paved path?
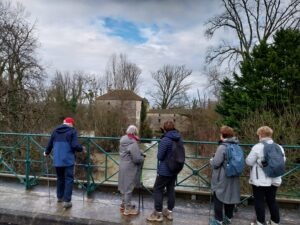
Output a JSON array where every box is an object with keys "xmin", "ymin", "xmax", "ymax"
[{"xmin": 0, "ymin": 180, "xmax": 298, "ymax": 225}]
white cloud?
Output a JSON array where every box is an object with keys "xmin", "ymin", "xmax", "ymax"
[{"xmin": 12, "ymin": 0, "xmax": 223, "ymax": 101}]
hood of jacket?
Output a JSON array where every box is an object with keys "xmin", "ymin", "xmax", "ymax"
[
  {"xmin": 120, "ymin": 135, "xmax": 136, "ymax": 148},
  {"xmin": 54, "ymin": 124, "xmax": 74, "ymax": 134},
  {"xmin": 163, "ymin": 129, "xmax": 181, "ymax": 141},
  {"xmin": 222, "ymin": 136, "xmax": 239, "ymax": 144}
]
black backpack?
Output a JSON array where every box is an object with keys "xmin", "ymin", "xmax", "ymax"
[
  {"xmin": 166, "ymin": 139, "xmax": 185, "ymax": 174},
  {"xmin": 261, "ymin": 141, "xmax": 285, "ymax": 178}
]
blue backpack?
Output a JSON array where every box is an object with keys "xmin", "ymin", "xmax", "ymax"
[
  {"xmin": 224, "ymin": 143, "xmax": 245, "ymax": 177},
  {"xmin": 261, "ymin": 141, "xmax": 285, "ymax": 178}
]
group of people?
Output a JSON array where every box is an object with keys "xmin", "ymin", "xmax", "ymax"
[
  {"xmin": 210, "ymin": 125, "xmax": 285, "ymax": 225},
  {"xmin": 44, "ymin": 117, "xmax": 285, "ymax": 225}
]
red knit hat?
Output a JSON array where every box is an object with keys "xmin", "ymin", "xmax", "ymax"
[{"xmin": 63, "ymin": 117, "xmax": 75, "ymax": 126}]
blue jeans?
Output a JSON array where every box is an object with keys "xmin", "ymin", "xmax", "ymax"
[{"xmin": 56, "ymin": 165, "xmax": 74, "ymax": 202}]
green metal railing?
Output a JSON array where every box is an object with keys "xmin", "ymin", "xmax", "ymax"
[{"xmin": 0, "ymin": 132, "xmax": 299, "ymax": 200}]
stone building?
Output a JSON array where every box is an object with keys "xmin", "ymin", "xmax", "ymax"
[
  {"xmin": 147, "ymin": 108, "xmax": 192, "ymax": 135},
  {"xmin": 95, "ymin": 90, "xmax": 143, "ymax": 130}
]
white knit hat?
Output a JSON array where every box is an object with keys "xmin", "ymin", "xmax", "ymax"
[{"xmin": 126, "ymin": 125, "xmax": 138, "ymax": 134}]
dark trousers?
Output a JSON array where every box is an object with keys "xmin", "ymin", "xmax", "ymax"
[
  {"xmin": 252, "ymin": 185, "xmax": 280, "ymax": 224},
  {"xmin": 153, "ymin": 174, "xmax": 177, "ymax": 212},
  {"xmin": 213, "ymin": 193, "xmax": 235, "ymax": 221},
  {"xmin": 56, "ymin": 165, "xmax": 74, "ymax": 202}
]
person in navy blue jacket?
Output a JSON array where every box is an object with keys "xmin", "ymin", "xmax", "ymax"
[
  {"xmin": 44, "ymin": 117, "xmax": 84, "ymax": 209},
  {"xmin": 147, "ymin": 120, "xmax": 183, "ymax": 222}
]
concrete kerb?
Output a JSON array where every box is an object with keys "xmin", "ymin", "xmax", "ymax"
[{"xmin": 0, "ymin": 208, "xmax": 119, "ymax": 225}]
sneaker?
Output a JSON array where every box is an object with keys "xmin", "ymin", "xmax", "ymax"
[
  {"xmin": 266, "ymin": 221, "xmax": 278, "ymax": 225},
  {"xmin": 123, "ymin": 207, "xmax": 139, "ymax": 216},
  {"xmin": 120, "ymin": 203, "xmax": 136, "ymax": 212},
  {"xmin": 146, "ymin": 211, "xmax": 163, "ymax": 222},
  {"xmin": 120, "ymin": 203, "xmax": 125, "ymax": 211},
  {"xmin": 57, "ymin": 198, "xmax": 63, "ymax": 203},
  {"xmin": 162, "ymin": 208, "xmax": 173, "ymax": 220},
  {"xmin": 223, "ymin": 216, "xmax": 231, "ymax": 225},
  {"xmin": 63, "ymin": 201, "xmax": 72, "ymax": 209},
  {"xmin": 250, "ymin": 222, "xmax": 264, "ymax": 225},
  {"xmin": 209, "ymin": 218, "xmax": 222, "ymax": 225}
]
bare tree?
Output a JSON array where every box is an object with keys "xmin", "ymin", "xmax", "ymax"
[
  {"xmin": 205, "ymin": 0, "xmax": 300, "ymax": 67},
  {"xmin": 104, "ymin": 53, "xmax": 141, "ymax": 92},
  {"xmin": 0, "ymin": 1, "xmax": 44, "ymax": 131},
  {"xmin": 204, "ymin": 67, "xmax": 223, "ymax": 101},
  {"xmin": 151, "ymin": 65, "xmax": 192, "ymax": 109},
  {"xmin": 46, "ymin": 71, "xmax": 102, "ymax": 125}
]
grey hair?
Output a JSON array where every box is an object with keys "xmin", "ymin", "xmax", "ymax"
[{"xmin": 126, "ymin": 125, "xmax": 138, "ymax": 134}]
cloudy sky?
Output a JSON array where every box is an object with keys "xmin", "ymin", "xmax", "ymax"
[{"xmin": 12, "ymin": 0, "xmax": 224, "ymax": 100}]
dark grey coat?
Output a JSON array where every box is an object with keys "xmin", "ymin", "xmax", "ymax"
[
  {"xmin": 118, "ymin": 135, "xmax": 144, "ymax": 194},
  {"xmin": 210, "ymin": 137, "xmax": 241, "ymax": 204}
]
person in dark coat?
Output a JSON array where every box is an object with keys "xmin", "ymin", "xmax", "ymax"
[
  {"xmin": 118, "ymin": 125, "xmax": 145, "ymax": 216},
  {"xmin": 209, "ymin": 125, "xmax": 241, "ymax": 225},
  {"xmin": 44, "ymin": 117, "xmax": 84, "ymax": 209},
  {"xmin": 147, "ymin": 120, "xmax": 183, "ymax": 222}
]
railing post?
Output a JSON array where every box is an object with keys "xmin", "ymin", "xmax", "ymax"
[
  {"xmin": 85, "ymin": 138, "xmax": 96, "ymax": 195},
  {"xmin": 25, "ymin": 136, "xmax": 31, "ymax": 189},
  {"xmin": 105, "ymin": 154, "xmax": 108, "ymax": 181},
  {"xmin": 86, "ymin": 138, "xmax": 91, "ymax": 192}
]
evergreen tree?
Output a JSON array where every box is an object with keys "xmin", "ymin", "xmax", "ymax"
[{"xmin": 216, "ymin": 29, "xmax": 300, "ymax": 128}]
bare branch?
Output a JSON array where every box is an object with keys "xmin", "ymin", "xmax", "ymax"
[
  {"xmin": 104, "ymin": 53, "xmax": 141, "ymax": 92},
  {"xmin": 204, "ymin": 0, "xmax": 300, "ymax": 69},
  {"xmin": 150, "ymin": 65, "xmax": 192, "ymax": 109}
]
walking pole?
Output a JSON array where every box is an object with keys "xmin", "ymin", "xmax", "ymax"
[
  {"xmin": 208, "ymin": 190, "xmax": 213, "ymax": 224},
  {"xmin": 138, "ymin": 160, "xmax": 145, "ymax": 212},
  {"xmin": 138, "ymin": 162, "xmax": 142, "ymax": 212},
  {"xmin": 45, "ymin": 156, "xmax": 51, "ymax": 204}
]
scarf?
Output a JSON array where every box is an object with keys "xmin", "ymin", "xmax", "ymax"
[{"xmin": 127, "ymin": 134, "xmax": 140, "ymax": 141}]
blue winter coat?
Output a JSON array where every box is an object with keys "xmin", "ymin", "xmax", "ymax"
[
  {"xmin": 45, "ymin": 124, "xmax": 83, "ymax": 167},
  {"xmin": 157, "ymin": 130, "xmax": 182, "ymax": 176}
]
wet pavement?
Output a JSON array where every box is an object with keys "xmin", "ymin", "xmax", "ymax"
[{"xmin": 0, "ymin": 179, "xmax": 298, "ymax": 225}]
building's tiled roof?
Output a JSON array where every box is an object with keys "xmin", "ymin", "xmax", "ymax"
[
  {"xmin": 148, "ymin": 108, "xmax": 193, "ymax": 115},
  {"xmin": 96, "ymin": 90, "xmax": 143, "ymax": 101}
]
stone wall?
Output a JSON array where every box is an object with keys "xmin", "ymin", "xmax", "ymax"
[
  {"xmin": 96, "ymin": 99, "xmax": 141, "ymax": 129},
  {"xmin": 147, "ymin": 112, "xmax": 191, "ymax": 135}
]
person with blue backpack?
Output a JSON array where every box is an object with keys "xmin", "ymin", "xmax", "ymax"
[
  {"xmin": 209, "ymin": 125, "xmax": 244, "ymax": 225},
  {"xmin": 246, "ymin": 126, "xmax": 286, "ymax": 225}
]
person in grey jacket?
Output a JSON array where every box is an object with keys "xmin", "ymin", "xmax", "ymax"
[
  {"xmin": 246, "ymin": 126, "xmax": 285, "ymax": 225},
  {"xmin": 118, "ymin": 125, "xmax": 145, "ymax": 216},
  {"xmin": 209, "ymin": 126, "xmax": 241, "ymax": 225}
]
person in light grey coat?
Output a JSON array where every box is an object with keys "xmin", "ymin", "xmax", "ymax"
[
  {"xmin": 118, "ymin": 125, "xmax": 145, "ymax": 216},
  {"xmin": 209, "ymin": 126, "xmax": 241, "ymax": 225},
  {"xmin": 246, "ymin": 126, "xmax": 285, "ymax": 225}
]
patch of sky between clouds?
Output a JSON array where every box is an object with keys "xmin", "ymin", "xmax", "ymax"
[{"xmin": 101, "ymin": 17, "xmax": 161, "ymax": 44}]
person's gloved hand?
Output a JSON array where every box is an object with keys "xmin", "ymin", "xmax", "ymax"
[{"xmin": 82, "ymin": 146, "xmax": 87, "ymax": 154}]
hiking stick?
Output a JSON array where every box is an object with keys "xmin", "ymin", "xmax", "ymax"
[
  {"xmin": 74, "ymin": 162, "xmax": 85, "ymax": 203},
  {"xmin": 208, "ymin": 190, "xmax": 213, "ymax": 224},
  {"xmin": 138, "ymin": 161, "xmax": 144, "ymax": 212},
  {"xmin": 45, "ymin": 157, "xmax": 51, "ymax": 204}
]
